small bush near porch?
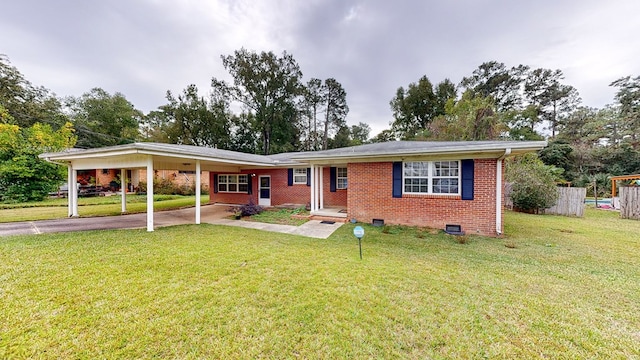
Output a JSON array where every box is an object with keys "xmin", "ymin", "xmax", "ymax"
[{"xmin": 1, "ymin": 208, "xmax": 638, "ymax": 358}]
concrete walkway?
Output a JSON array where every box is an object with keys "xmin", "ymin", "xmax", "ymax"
[
  {"xmin": 210, "ymin": 218, "xmax": 344, "ymax": 239},
  {"xmin": 0, "ymin": 204, "xmax": 344, "ymax": 239}
]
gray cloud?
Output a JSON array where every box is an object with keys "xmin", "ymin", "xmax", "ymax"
[{"xmin": 2, "ymin": 0, "xmax": 639, "ymax": 136}]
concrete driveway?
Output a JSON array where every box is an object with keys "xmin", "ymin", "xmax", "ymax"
[
  {"xmin": 0, "ymin": 204, "xmax": 344, "ymax": 239},
  {"xmin": 0, "ymin": 205, "xmax": 228, "ymax": 237}
]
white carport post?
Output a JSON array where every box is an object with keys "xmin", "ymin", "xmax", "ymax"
[
  {"xmin": 121, "ymin": 169, "xmax": 127, "ymax": 213},
  {"xmin": 146, "ymin": 155, "xmax": 154, "ymax": 232},
  {"xmin": 71, "ymin": 166, "xmax": 79, "ymax": 217},
  {"xmin": 309, "ymin": 165, "xmax": 316, "ymax": 212},
  {"xmin": 67, "ymin": 165, "xmax": 74, "ymax": 217},
  {"xmin": 195, "ymin": 160, "xmax": 201, "ymax": 224}
]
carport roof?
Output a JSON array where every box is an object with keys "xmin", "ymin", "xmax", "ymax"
[{"xmin": 40, "ymin": 142, "xmax": 284, "ymax": 167}]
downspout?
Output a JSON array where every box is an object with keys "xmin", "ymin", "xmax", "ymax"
[{"xmin": 495, "ymin": 148, "xmax": 511, "ymax": 236}]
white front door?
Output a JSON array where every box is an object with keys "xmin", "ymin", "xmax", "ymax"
[{"xmin": 259, "ymin": 175, "xmax": 271, "ymax": 207}]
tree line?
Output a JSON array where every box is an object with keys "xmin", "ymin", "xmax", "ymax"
[
  {"xmin": 2, "ymin": 51, "xmax": 639, "ymax": 202},
  {"xmin": 384, "ymin": 61, "xmax": 640, "ymax": 196}
]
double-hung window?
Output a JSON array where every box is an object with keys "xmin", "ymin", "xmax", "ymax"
[
  {"xmin": 403, "ymin": 161, "xmax": 460, "ymax": 195},
  {"xmin": 293, "ymin": 168, "xmax": 307, "ymax": 184},
  {"xmin": 336, "ymin": 167, "xmax": 347, "ymax": 189},
  {"xmin": 218, "ymin": 174, "xmax": 248, "ymax": 193}
]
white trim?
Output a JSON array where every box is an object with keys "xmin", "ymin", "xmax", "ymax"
[
  {"xmin": 336, "ymin": 167, "xmax": 348, "ymax": 190},
  {"xmin": 293, "ymin": 168, "xmax": 307, "ymax": 184},
  {"xmin": 67, "ymin": 165, "xmax": 73, "ymax": 217},
  {"xmin": 319, "ymin": 166, "xmax": 324, "ymax": 210},
  {"xmin": 310, "ymin": 166, "xmax": 316, "ymax": 212},
  {"xmin": 121, "ymin": 169, "xmax": 127, "ymax": 213},
  {"xmin": 258, "ymin": 175, "xmax": 271, "ymax": 207},
  {"xmin": 216, "ymin": 174, "xmax": 249, "ymax": 193},
  {"xmin": 195, "ymin": 160, "xmax": 201, "ymax": 224},
  {"xmin": 314, "ymin": 166, "xmax": 320, "ymax": 210},
  {"xmin": 496, "ymin": 148, "xmax": 511, "ymax": 235},
  {"xmin": 402, "ymin": 160, "xmax": 461, "ymax": 196},
  {"xmin": 71, "ymin": 168, "xmax": 78, "ymax": 217},
  {"xmin": 146, "ymin": 155, "xmax": 154, "ymax": 232}
]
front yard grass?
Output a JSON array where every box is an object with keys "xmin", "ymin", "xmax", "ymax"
[
  {"xmin": 245, "ymin": 207, "xmax": 310, "ymax": 226},
  {"xmin": 1, "ymin": 208, "xmax": 639, "ymax": 358},
  {"xmin": 0, "ymin": 195, "xmax": 209, "ymax": 223}
]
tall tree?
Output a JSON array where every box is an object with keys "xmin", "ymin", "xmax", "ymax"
[
  {"xmin": 427, "ymin": 91, "xmax": 505, "ymax": 141},
  {"xmin": 460, "ymin": 61, "xmax": 528, "ymax": 112},
  {"xmin": 140, "ymin": 110, "xmax": 171, "ymax": 143},
  {"xmin": 66, "ymin": 88, "xmax": 142, "ymax": 148},
  {"xmin": 523, "ymin": 68, "xmax": 580, "ymax": 136},
  {"xmin": 350, "ymin": 122, "xmax": 371, "ymax": 145},
  {"xmin": 160, "ymin": 84, "xmax": 231, "ymax": 148},
  {"xmin": 370, "ymin": 129, "xmax": 397, "ymax": 143},
  {"xmin": 321, "ymin": 78, "xmax": 349, "ymax": 150},
  {"xmin": 212, "ymin": 49, "xmax": 303, "ymax": 155},
  {"xmin": 0, "ymin": 55, "xmax": 68, "ymax": 129},
  {"xmin": 228, "ymin": 112, "xmax": 258, "ymax": 153},
  {"xmin": 299, "ymin": 78, "xmax": 323, "ymax": 150},
  {"xmin": 610, "ymin": 75, "xmax": 640, "ymax": 148},
  {"xmin": 390, "ymin": 76, "xmax": 456, "ymax": 139}
]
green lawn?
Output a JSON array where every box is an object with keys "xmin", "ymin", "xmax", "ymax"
[
  {"xmin": 245, "ymin": 207, "xmax": 310, "ymax": 226},
  {"xmin": 0, "ymin": 195, "xmax": 209, "ymax": 223},
  {"xmin": 1, "ymin": 208, "xmax": 639, "ymax": 358}
]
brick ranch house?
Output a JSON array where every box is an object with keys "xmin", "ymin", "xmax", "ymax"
[{"xmin": 40, "ymin": 140, "xmax": 546, "ymax": 236}]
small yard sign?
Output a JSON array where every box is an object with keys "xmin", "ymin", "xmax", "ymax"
[{"xmin": 353, "ymin": 226, "xmax": 364, "ymax": 259}]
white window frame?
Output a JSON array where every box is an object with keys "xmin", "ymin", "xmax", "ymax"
[
  {"xmin": 336, "ymin": 167, "xmax": 347, "ymax": 190},
  {"xmin": 293, "ymin": 168, "xmax": 307, "ymax": 184},
  {"xmin": 402, "ymin": 160, "xmax": 460, "ymax": 195},
  {"xmin": 218, "ymin": 174, "xmax": 249, "ymax": 193}
]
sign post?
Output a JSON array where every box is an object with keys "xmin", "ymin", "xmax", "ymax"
[{"xmin": 353, "ymin": 226, "xmax": 365, "ymax": 260}]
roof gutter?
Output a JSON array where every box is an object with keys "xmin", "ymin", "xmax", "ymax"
[{"xmin": 495, "ymin": 148, "xmax": 511, "ymax": 236}]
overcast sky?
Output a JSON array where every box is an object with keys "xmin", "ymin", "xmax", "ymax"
[{"xmin": 2, "ymin": 0, "xmax": 639, "ymax": 136}]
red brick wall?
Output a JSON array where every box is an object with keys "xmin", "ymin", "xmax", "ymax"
[
  {"xmin": 96, "ymin": 169, "xmax": 116, "ymax": 187},
  {"xmin": 347, "ymin": 160, "xmax": 501, "ymax": 236},
  {"xmin": 209, "ymin": 167, "xmax": 347, "ymax": 207}
]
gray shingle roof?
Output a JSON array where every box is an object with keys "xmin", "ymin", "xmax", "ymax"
[
  {"xmin": 41, "ymin": 140, "xmax": 547, "ymax": 166},
  {"xmin": 290, "ymin": 140, "xmax": 547, "ymax": 160}
]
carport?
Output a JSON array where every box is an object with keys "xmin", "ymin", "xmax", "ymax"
[{"xmin": 40, "ymin": 143, "xmax": 276, "ymax": 231}]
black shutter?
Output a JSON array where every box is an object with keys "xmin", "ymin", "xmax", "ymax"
[
  {"xmin": 392, "ymin": 162, "xmax": 402, "ymax": 198},
  {"xmin": 461, "ymin": 159, "xmax": 474, "ymax": 200},
  {"xmin": 306, "ymin": 168, "xmax": 311, "ymax": 186},
  {"xmin": 330, "ymin": 167, "xmax": 337, "ymax": 192},
  {"xmin": 213, "ymin": 174, "xmax": 218, "ymax": 193},
  {"xmin": 287, "ymin": 168, "xmax": 293, "ymax": 186},
  {"xmin": 247, "ymin": 175, "xmax": 253, "ymax": 195}
]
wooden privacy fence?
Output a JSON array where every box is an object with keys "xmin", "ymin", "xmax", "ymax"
[
  {"xmin": 546, "ymin": 187, "xmax": 586, "ymax": 217},
  {"xmin": 504, "ymin": 184, "xmax": 586, "ymax": 217},
  {"xmin": 619, "ymin": 187, "xmax": 640, "ymax": 220}
]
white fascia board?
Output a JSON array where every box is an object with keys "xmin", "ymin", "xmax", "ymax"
[
  {"xmin": 70, "ymin": 155, "xmax": 150, "ymax": 170},
  {"xmin": 139, "ymin": 149, "xmax": 275, "ymax": 167}
]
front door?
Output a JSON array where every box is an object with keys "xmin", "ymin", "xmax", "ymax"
[{"xmin": 259, "ymin": 175, "xmax": 271, "ymax": 206}]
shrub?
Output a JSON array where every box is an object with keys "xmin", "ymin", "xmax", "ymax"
[
  {"xmin": 506, "ymin": 154, "xmax": 560, "ymax": 214},
  {"xmin": 230, "ymin": 198, "xmax": 264, "ymax": 217}
]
